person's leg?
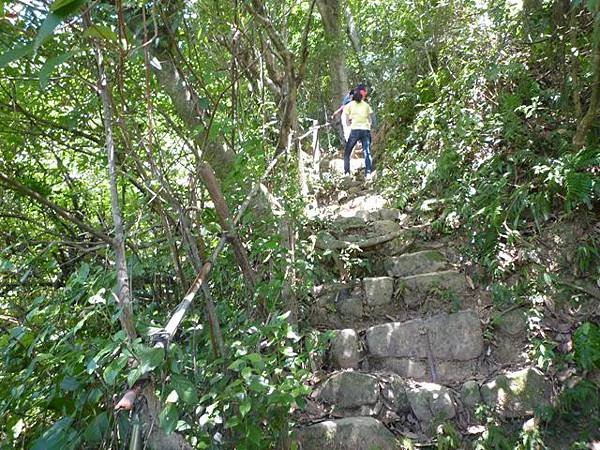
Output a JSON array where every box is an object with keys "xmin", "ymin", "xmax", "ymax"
[
  {"xmin": 344, "ymin": 130, "xmax": 359, "ymax": 175},
  {"xmin": 360, "ymin": 130, "xmax": 373, "ymax": 175}
]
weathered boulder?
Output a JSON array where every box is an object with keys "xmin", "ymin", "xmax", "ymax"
[
  {"xmin": 461, "ymin": 380, "xmax": 482, "ymax": 411},
  {"xmin": 316, "ymin": 231, "xmax": 340, "ymax": 250},
  {"xmin": 371, "ymin": 220, "xmax": 401, "ymax": 236},
  {"xmin": 380, "ymin": 373, "xmax": 411, "ymax": 414},
  {"xmin": 295, "ymin": 417, "xmax": 398, "ymax": 450},
  {"xmin": 481, "ymin": 368, "xmax": 551, "ymax": 418},
  {"xmin": 330, "ymin": 329, "xmax": 361, "ymax": 369},
  {"xmin": 374, "ymin": 208, "xmax": 403, "ymax": 222},
  {"xmin": 337, "ymin": 297, "xmax": 364, "ymax": 319},
  {"xmin": 366, "ymin": 311, "xmax": 483, "ymax": 361},
  {"xmin": 406, "ymin": 382, "xmax": 457, "ymax": 431},
  {"xmin": 317, "ymin": 372, "xmax": 381, "ymax": 416},
  {"xmin": 363, "ymin": 277, "xmax": 394, "ymax": 307},
  {"xmin": 330, "ymin": 216, "xmax": 367, "ymax": 236},
  {"xmin": 369, "ymin": 358, "xmax": 428, "ymax": 380},
  {"xmin": 399, "ymin": 270, "xmax": 467, "ymax": 295},
  {"xmin": 385, "ymin": 250, "xmax": 447, "ymax": 278},
  {"xmin": 496, "ymin": 308, "xmax": 527, "ymax": 336},
  {"xmin": 407, "ymin": 382, "xmax": 456, "ymax": 419}
]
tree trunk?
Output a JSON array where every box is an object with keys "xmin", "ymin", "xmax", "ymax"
[
  {"xmin": 89, "ymin": 18, "xmax": 137, "ymax": 341},
  {"xmin": 317, "ymin": 0, "xmax": 349, "ymax": 112},
  {"xmin": 198, "ymin": 163, "xmax": 257, "ymax": 298},
  {"xmin": 150, "ymin": 48, "xmax": 235, "ymax": 178},
  {"xmin": 344, "ymin": 4, "xmax": 363, "ymax": 59},
  {"xmin": 573, "ymin": 0, "xmax": 600, "ymax": 148}
]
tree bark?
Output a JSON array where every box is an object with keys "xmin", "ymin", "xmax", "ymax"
[
  {"xmin": 569, "ymin": 4, "xmax": 583, "ymax": 117},
  {"xmin": 89, "ymin": 18, "xmax": 137, "ymax": 341},
  {"xmin": 317, "ymin": 0, "xmax": 349, "ymax": 112},
  {"xmin": 198, "ymin": 163, "xmax": 257, "ymax": 297},
  {"xmin": 573, "ymin": 0, "xmax": 600, "ymax": 148}
]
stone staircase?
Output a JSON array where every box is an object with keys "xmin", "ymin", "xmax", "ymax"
[{"xmin": 294, "ymin": 154, "xmax": 553, "ymax": 449}]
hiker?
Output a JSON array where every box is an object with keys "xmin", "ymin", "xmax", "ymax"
[
  {"xmin": 332, "ymin": 89, "xmax": 354, "ymax": 142},
  {"xmin": 343, "ymin": 85, "xmax": 373, "ymax": 177}
]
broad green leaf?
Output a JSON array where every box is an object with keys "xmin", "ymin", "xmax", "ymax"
[
  {"xmin": 83, "ymin": 412, "xmax": 109, "ymax": 444},
  {"xmin": 239, "ymin": 399, "xmax": 251, "ymax": 417},
  {"xmin": 127, "ymin": 366, "xmax": 142, "ymax": 387},
  {"xmin": 50, "ymin": 0, "xmax": 81, "ymax": 11},
  {"xmin": 103, "ymin": 355, "xmax": 128, "ymax": 385},
  {"xmin": 171, "ymin": 375, "xmax": 198, "ymax": 405},
  {"xmin": 137, "ymin": 345, "xmax": 164, "ymax": 374},
  {"xmin": 165, "ymin": 389, "xmax": 179, "ymax": 403},
  {"xmin": 84, "ymin": 24, "xmax": 118, "ymax": 42},
  {"xmin": 227, "ymin": 358, "xmax": 244, "ymax": 371},
  {"xmin": 0, "ymin": 44, "xmax": 34, "ymax": 69},
  {"xmin": 34, "ymin": 0, "xmax": 86, "ymax": 50},
  {"xmin": 60, "ymin": 376, "xmax": 79, "ymax": 392},
  {"xmin": 159, "ymin": 404, "xmax": 179, "ymax": 434},
  {"xmin": 31, "ymin": 417, "xmax": 78, "ymax": 450}
]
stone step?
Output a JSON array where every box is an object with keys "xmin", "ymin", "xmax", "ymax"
[
  {"xmin": 385, "ymin": 250, "xmax": 448, "ymax": 277},
  {"xmin": 311, "ymin": 371, "xmax": 456, "ymax": 436},
  {"xmin": 312, "ymin": 271, "xmax": 472, "ymax": 335},
  {"xmin": 399, "ymin": 270, "xmax": 468, "ymax": 308},
  {"xmin": 295, "ymin": 416, "xmax": 398, "ymax": 450},
  {"xmin": 325, "ymin": 311, "xmax": 484, "ymax": 383},
  {"xmin": 323, "ymin": 157, "xmax": 366, "ymax": 176},
  {"xmin": 319, "ymin": 193, "xmax": 388, "ymax": 220},
  {"xmin": 365, "ymin": 311, "xmax": 483, "ymax": 383},
  {"xmin": 303, "ymin": 367, "xmax": 552, "ymax": 442}
]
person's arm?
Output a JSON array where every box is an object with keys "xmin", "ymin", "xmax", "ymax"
[
  {"xmin": 331, "ymin": 104, "xmax": 344, "ymax": 118},
  {"xmin": 368, "ymin": 104, "xmax": 375, "ymax": 128}
]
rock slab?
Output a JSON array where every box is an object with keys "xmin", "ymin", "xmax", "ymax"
[
  {"xmin": 317, "ymin": 372, "xmax": 380, "ymax": 416},
  {"xmin": 295, "ymin": 417, "xmax": 398, "ymax": 450},
  {"xmin": 365, "ymin": 310, "xmax": 483, "ymax": 361},
  {"xmin": 406, "ymin": 382, "xmax": 457, "ymax": 429},
  {"xmin": 363, "ymin": 277, "xmax": 394, "ymax": 306},
  {"xmin": 329, "ymin": 329, "xmax": 361, "ymax": 369},
  {"xmin": 481, "ymin": 367, "xmax": 551, "ymax": 418},
  {"xmin": 385, "ymin": 250, "xmax": 447, "ymax": 277},
  {"xmin": 400, "ymin": 270, "xmax": 467, "ymax": 294}
]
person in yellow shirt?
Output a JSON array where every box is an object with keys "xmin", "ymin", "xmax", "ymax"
[{"xmin": 343, "ymin": 85, "xmax": 374, "ymax": 177}]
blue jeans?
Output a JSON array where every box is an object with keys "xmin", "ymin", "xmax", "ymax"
[{"xmin": 344, "ymin": 129, "xmax": 372, "ymax": 175}]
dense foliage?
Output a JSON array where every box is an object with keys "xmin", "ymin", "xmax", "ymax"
[{"xmin": 0, "ymin": 0, "xmax": 599, "ymax": 448}]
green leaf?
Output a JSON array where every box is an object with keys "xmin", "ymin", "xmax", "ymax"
[
  {"xmin": 239, "ymin": 399, "xmax": 251, "ymax": 417},
  {"xmin": 31, "ymin": 417, "xmax": 79, "ymax": 450},
  {"xmin": 137, "ymin": 345, "xmax": 164, "ymax": 374},
  {"xmin": 227, "ymin": 358, "xmax": 245, "ymax": 371},
  {"xmin": 245, "ymin": 353, "xmax": 263, "ymax": 367},
  {"xmin": 83, "ymin": 412, "xmax": 109, "ymax": 444},
  {"xmin": 171, "ymin": 375, "xmax": 198, "ymax": 405},
  {"xmin": 84, "ymin": 24, "xmax": 118, "ymax": 42},
  {"xmin": 127, "ymin": 367, "xmax": 142, "ymax": 387},
  {"xmin": 50, "ymin": 0, "xmax": 81, "ymax": 11},
  {"xmin": 60, "ymin": 376, "xmax": 79, "ymax": 392},
  {"xmin": 34, "ymin": 0, "xmax": 86, "ymax": 50},
  {"xmin": 574, "ymin": 322, "xmax": 600, "ymax": 370},
  {"xmin": 103, "ymin": 355, "xmax": 128, "ymax": 385},
  {"xmin": 0, "ymin": 44, "xmax": 35, "ymax": 69},
  {"xmin": 159, "ymin": 404, "xmax": 179, "ymax": 434}
]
